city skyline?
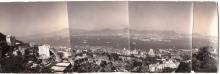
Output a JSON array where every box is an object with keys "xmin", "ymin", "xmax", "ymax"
[{"xmin": 0, "ymin": 1, "xmax": 218, "ymax": 73}]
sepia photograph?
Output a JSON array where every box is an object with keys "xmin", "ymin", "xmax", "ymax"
[
  {"xmin": 129, "ymin": 2, "xmax": 193, "ymax": 73},
  {"xmin": 0, "ymin": 2, "xmax": 72, "ymax": 73},
  {"xmin": 0, "ymin": 1, "xmax": 219, "ymax": 73},
  {"xmin": 68, "ymin": 1, "xmax": 131, "ymax": 72}
]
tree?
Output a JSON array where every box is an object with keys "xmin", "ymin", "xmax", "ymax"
[{"xmin": 192, "ymin": 46, "xmax": 217, "ymax": 72}]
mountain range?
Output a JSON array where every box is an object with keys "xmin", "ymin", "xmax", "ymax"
[{"xmin": 15, "ymin": 28, "xmax": 217, "ymax": 48}]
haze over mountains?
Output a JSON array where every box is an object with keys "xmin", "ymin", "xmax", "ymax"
[
  {"xmin": 17, "ymin": 28, "xmax": 70, "ymax": 47},
  {"xmin": 15, "ymin": 27, "xmax": 217, "ymax": 50}
]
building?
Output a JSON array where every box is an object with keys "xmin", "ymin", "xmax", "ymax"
[
  {"xmin": 6, "ymin": 35, "xmax": 16, "ymax": 46},
  {"xmin": 38, "ymin": 44, "xmax": 51, "ymax": 59},
  {"xmin": 148, "ymin": 49, "xmax": 155, "ymax": 57}
]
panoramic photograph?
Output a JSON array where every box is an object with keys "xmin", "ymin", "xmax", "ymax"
[{"xmin": 0, "ymin": 1, "xmax": 219, "ymax": 73}]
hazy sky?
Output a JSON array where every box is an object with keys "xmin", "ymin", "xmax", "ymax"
[
  {"xmin": 68, "ymin": 1, "xmax": 129, "ymax": 30},
  {"xmin": 193, "ymin": 2, "xmax": 218, "ymax": 37},
  {"xmin": 129, "ymin": 2, "xmax": 193, "ymax": 34},
  {"xmin": 0, "ymin": 2, "xmax": 68, "ymax": 37},
  {"xmin": 0, "ymin": 2, "xmax": 218, "ymax": 37}
]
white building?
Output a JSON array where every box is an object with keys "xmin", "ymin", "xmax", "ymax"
[
  {"xmin": 38, "ymin": 44, "xmax": 50, "ymax": 59},
  {"xmin": 148, "ymin": 49, "xmax": 155, "ymax": 57},
  {"xmin": 6, "ymin": 35, "xmax": 16, "ymax": 46}
]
